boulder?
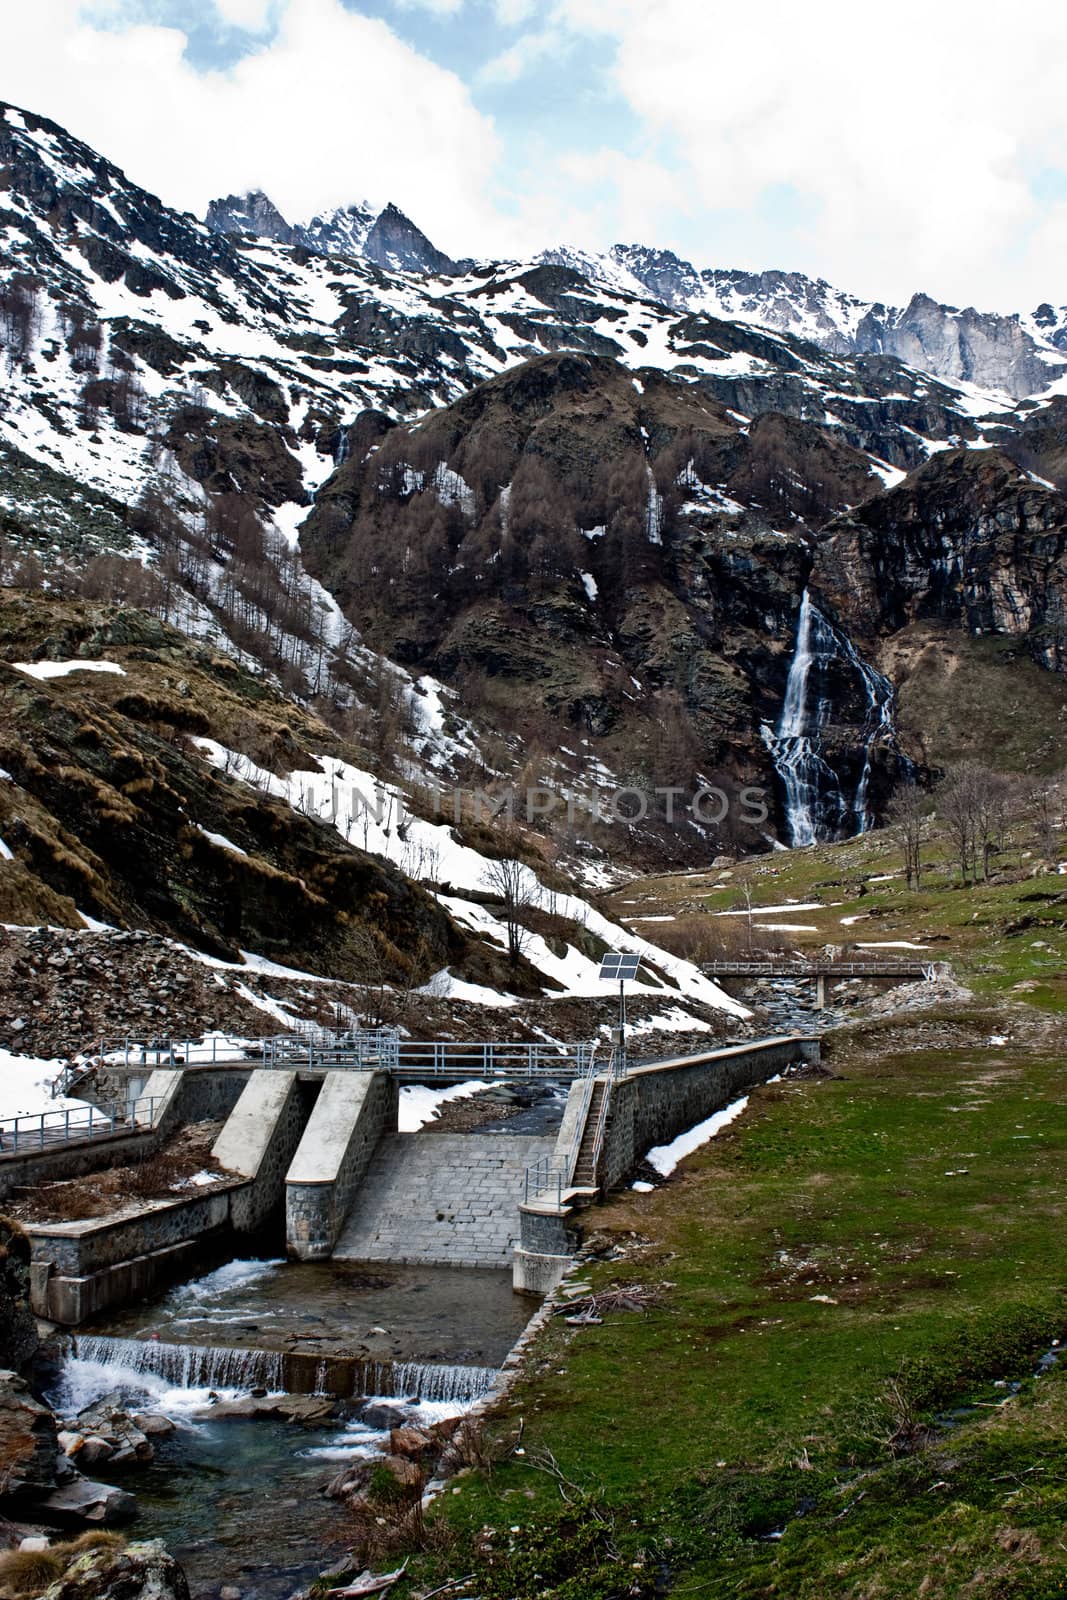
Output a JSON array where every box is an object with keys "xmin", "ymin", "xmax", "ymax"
[
  {"xmin": 388, "ymin": 1425, "xmax": 433, "ymax": 1460},
  {"xmin": 38, "ymin": 1477, "xmax": 137, "ymax": 1525},
  {"xmin": 131, "ymin": 1413, "xmax": 176, "ymax": 1438},
  {"xmin": 359, "ymin": 1400, "xmax": 407, "ymax": 1431},
  {"xmin": 38, "ymin": 1538, "xmax": 189, "ymax": 1599},
  {"xmin": 191, "ymin": 1394, "xmax": 333, "ymax": 1423},
  {"xmin": 377, "ymin": 1453, "xmax": 423, "ymax": 1490},
  {"xmin": 0, "ymin": 1370, "xmax": 60, "ymax": 1493},
  {"xmin": 78, "ymin": 1438, "xmax": 115, "ymax": 1468}
]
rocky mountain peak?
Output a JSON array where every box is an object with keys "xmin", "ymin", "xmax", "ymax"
[
  {"xmin": 204, "ymin": 189, "xmax": 295, "ymax": 244},
  {"xmin": 202, "ymin": 187, "xmax": 463, "ymax": 277},
  {"xmin": 362, "ymin": 201, "xmax": 464, "ymax": 276}
]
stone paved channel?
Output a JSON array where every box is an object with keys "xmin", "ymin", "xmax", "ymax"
[{"xmin": 332, "ymin": 1131, "xmax": 554, "ymax": 1268}]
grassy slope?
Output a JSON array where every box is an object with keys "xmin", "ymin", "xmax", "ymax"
[
  {"xmin": 608, "ymin": 825, "xmax": 1067, "ymax": 1013},
  {"xmin": 416, "ymin": 1032, "xmax": 1067, "ymax": 1599},
  {"xmin": 387, "ymin": 821, "xmax": 1067, "ymax": 1600}
]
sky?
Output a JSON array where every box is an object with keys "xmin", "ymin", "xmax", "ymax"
[{"xmin": 2, "ymin": 0, "xmax": 1067, "ymax": 312}]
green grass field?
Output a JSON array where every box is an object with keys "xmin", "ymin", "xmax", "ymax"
[
  {"xmin": 403, "ymin": 1026, "xmax": 1067, "ymax": 1600},
  {"xmin": 607, "ymin": 826, "xmax": 1067, "ymax": 1013}
]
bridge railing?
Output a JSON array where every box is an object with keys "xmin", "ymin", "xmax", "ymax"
[
  {"xmin": 0, "ymin": 1094, "xmax": 162, "ymax": 1156},
  {"xmin": 63, "ymin": 1032, "xmax": 600, "ymax": 1083},
  {"xmin": 702, "ymin": 960, "xmax": 935, "ymax": 977}
]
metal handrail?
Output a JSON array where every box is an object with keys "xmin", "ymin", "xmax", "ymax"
[
  {"xmin": 64, "ymin": 1032, "xmax": 600, "ymax": 1082},
  {"xmin": 701, "ymin": 960, "xmax": 934, "ymax": 977},
  {"xmin": 0, "ymin": 1094, "xmax": 161, "ymax": 1156},
  {"xmin": 587, "ymin": 1077, "xmax": 613, "ymax": 1182}
]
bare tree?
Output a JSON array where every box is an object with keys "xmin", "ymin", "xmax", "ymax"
[
  {"xmin": 484, "ymin": 853, "xmax": 536, "ymax": 967},
  {"xmin": 1025, "ymin": 775, "xmax": 1062, "ymax": 863},
  {"xmin": 887, "ymin": 781, "xmax": 928, "ymax": 890},
  {"xmin": 938, "ymin": 761, "xmax": 1012, "ymax": 886}
]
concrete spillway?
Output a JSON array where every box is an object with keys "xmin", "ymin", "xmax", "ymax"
[{"xmin": 332, "ymin": 1131, "xmax": 554, "ymax": 1269}]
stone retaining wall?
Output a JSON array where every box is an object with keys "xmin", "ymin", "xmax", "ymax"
[
  {"xmin": 26, "ymin": 1188, "xmax": 240, "ymax": 1323},
  {"xmin": 514, "ymin": 1036, "xmax": 820, "ymax": 1294},
  {"xmin": 599, "ymin": 1035, "xmax": 820, "ymax": 1192},
  {"xmin": 285, "ymin": 1071, "xmax": 398, "ymax": 1260}
]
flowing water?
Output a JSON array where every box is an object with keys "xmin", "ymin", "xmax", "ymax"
[
  {"xmin": 44, "ymin": 1259, "xmax": 531, "ymax": 1600},
  {"xmin": 764, "ymin": 589, "xmax": 899, "ymax": 846}
]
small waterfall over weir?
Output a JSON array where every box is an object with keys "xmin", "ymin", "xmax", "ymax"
[
  {"xmin": 67, "ymin": 1334, "xmax": 497, "ymax": 1407},
  {"xmin": 764, "ymin": 590, "xmax": 899, "ymax": 847}
]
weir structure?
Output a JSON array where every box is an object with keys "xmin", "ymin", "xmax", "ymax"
[{"xmin": 13, "ymin": 1030, "xmax": 819, "ymax": 1321}]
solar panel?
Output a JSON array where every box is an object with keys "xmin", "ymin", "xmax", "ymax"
[{"xmin": 599, "ymin": 952, "xmax": 641, "ymax": 982}]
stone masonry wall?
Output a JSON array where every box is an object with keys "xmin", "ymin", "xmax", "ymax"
[
  {"xmin": 599, "ymin": 1037, "xmax": 819, "ymax": 1192},
  {"xmin": 213, "ymin": 1071, "xmax": 320, "ymax": 1233},
  {"xmin": 333, "ymin": 1131, "xmax": 554, "ymax": 1269},
  {"xmin": 285, "ymin": 1071, "xmax": 398, "ymax": 1260}
]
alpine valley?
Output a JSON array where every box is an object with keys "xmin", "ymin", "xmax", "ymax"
[{"xmin": 0, "ymin": 95, "xmax": 1066, "ymax": 1012}]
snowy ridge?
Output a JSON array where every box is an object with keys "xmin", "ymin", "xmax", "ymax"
[{"xmin": 189, "ymin": 736, "xmax": 747, "ymax": 1017}]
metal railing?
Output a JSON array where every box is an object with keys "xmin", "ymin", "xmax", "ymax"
[
  {"xmin": 67, "ymin": 1032, "xmax": 599, "ymax": 1082},
  {"xmin": 259, "ymin": 1029, "xmax": 401, "ymax": 1071},
  {"xmin": 0, "ymin": 1094, "xmax": 162, "ymax": 1156},
  {"xmin": 523, "ymin": 1152, "xmax": 564, "ymax": 1210},
  {"xmin": 65, "ymin": 1035, "xmax": 259, "ymax": 1079},
  {"xmin": 702, "ymin": 960, "xmax": 935, "ymax": 978},
  {"xmin": 522, "ymin": 1042, "xmax": 612, "ymax": 1209}
]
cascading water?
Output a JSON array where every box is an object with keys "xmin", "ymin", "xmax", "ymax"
[
  {"xmin": 765, "ymin": 590, "xmax": 899, "ymax": 847},
  {"xmin": 61, "ymin": 1334, "xmax": 497, "ymax": 1409},
  {"xmin": 71, "ymin": 1335, "xmax": 286, "ymax": 1394}
]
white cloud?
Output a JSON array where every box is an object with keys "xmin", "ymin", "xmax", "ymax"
[
  {"xmin": 491, "ymin": 0, "xmax": 537, "ymax": 24},
  {"xmin": 0, "ymin": 0, "xmax": 502, "ymax": 256},
  {"xmin": 480, "ymin": 24, "xmax": 558, "ymax": 84},
  {"xmin": 553, "ymin": 0, "xmax": 1067, "ymax": 310},
  {"xmin": 391, "ymin": 0, "xmax": 465, "ymax": 15},
  {"xmin": 213, "ymin": 0, "xmax": 274, "ymax": 29}
]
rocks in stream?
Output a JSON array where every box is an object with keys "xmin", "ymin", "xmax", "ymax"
[
  {"xmin": 37, "ymin": 1477, "xmax": 137, "ymax": 1527},
  {"xmin": 36, "ymin": 1538, "xmax": 189, "ymax": 1599},
  {"xmin": 191, "ymin": 1393, "xmax": 335, "ymax": 1422},
  {"xmin": 64, "ymin": 1397, "xmax": 158, "ymax": 1468},
  {"xmin": 0, "ymin": 1370, "xmax": 61, "ymax": 1494}
]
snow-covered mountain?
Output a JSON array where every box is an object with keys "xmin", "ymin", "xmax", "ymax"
[
  {"xmin": 539, "ymin": 247, "xmax": 1067, "ymax": 402},
  {"xmin": 201, "ymin": 187, "xmax": 1067, "ymax": 402},
  {"xmin": 205, "ymin": 189, "xmax": 465, "ymax": 275},
  {"xmin": 1, "ymin": 96, "xmax": 1065, "ymax": 884}
]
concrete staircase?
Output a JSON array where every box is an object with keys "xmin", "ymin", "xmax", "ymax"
[
  {"xmin": 332, "ymin": 1131, "xmax": 554, "ymax": 1269},
  {"xmin": 570, "ymin": 1080, "xmax": 610, "ymax": 1191}
]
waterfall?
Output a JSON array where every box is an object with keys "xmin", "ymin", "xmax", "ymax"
[
  {"xmin": 72, "ymin": 1335, "xmax": 286, "ymax": 1393},
  {"xmin": 375, "ymin": 1361, "xmax": 497, "ymax": 1404},
  {"xmin": 334, "ymin": 421, "xmax": 351, "ymax": 466},
  {"xmin": 64, "ymin": 1335, "xmax": 497, "ymax": 1409},
  {"xmin": 766, "ymin": 590, "xmax": 898, "ymax": 847}
]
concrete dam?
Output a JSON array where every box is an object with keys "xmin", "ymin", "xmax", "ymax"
[{"xmin": 13, "ymin": 1034, "xmax": 820, "ymax": 1323}]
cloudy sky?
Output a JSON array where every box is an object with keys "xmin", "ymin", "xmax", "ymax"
[{"xmin": 3, "ymin": 0, "xmax": 1067, "ymax": 311}]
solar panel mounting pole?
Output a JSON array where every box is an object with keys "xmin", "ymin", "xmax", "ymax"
[{"xmin": 618, "ymin": 976, "xmax": 626, "ymax": 1075}]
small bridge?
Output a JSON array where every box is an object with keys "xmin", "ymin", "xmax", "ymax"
[
  {"xmin": 702, "ymin": 959, "xmax": 933, "ymax": 978},
  {"xmin": 702, "ymin": 959, "xmax": 937, "ymax": 1009}
]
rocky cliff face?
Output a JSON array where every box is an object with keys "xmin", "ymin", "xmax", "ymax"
[
  {"xmin": 812, "ymin": 449, "xmax": 1067, "ymax": 672},
  {"xmin": 204, "ymin": 189, "xmax": 295, "ymax": 245},
  {"xmin": 300, "ymin": 351, "xmax": 896, "ymax": 845}
]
